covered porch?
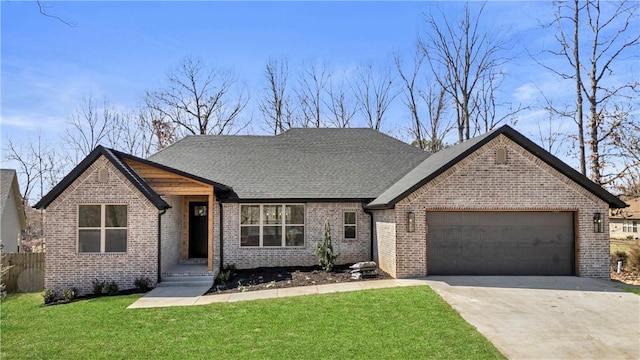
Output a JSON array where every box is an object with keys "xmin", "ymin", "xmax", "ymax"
[{"xmin": 123, "ymin": 157, "xmax": 225, "ymax": 278}]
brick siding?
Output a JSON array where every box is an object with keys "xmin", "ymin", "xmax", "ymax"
[
  {"xmin": 372, "ymin": 209, "xmax": 397, "ymax": 277},
  {"xmin": 222, "ymin": 202, "xmax": 371, "ymax": 269},
  {"xmin": 44, "ymin": 156, "xmax": 158, "ymax": 295},
  {"xmin": 160, "ymin": 195, "xmax": 182, "ymax": 273},
  {"xmin": 380, "ymin": 134, "xmax": 610, "ymax": 279}
]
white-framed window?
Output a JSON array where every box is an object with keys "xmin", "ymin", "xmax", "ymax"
[
  {"xmin": 624, "ymin": 220, "xmax": 638, "ymax": 233},
  {"xmin": 78, "ymin": 204, "xmax": 127, "ymax": 253},
  {"xmin": 240, "ymin": 204, "xmax": 304, "ymax": 247},
  {"xmin": 344, "ymin": 211, "xmax": 357, "ymax": 239}
]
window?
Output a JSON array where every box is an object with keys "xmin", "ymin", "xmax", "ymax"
[
  {"xmin": 344, "ymin": 211, "xmax": 357, "ymax": 239},
  {"xmin": 78, "ymin": 204, "xmax": 127, "ymax": 253},
  {"xmin": 623, "ymin": 220, "xmax": 638, "ymax": 233},
  {"xmin": 240, "ymin": 204, "xmax": 304, "ymax": 247}
]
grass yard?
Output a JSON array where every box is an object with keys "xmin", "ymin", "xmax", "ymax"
[
  {"xmin": 620, "ymin": 287, "xmax": 640, "ymax": 296},
  {"xmin": 1, "ymin": 286, "xmax": 504, "ymax": 359},
  {"xmin": 610, "ymin": 238, "xmax": 639, "ymax": 254}
]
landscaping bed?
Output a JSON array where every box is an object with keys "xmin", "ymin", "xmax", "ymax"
[{"xmin": 208, "ymin": 264, "xmax": 391, "ymax": 294}]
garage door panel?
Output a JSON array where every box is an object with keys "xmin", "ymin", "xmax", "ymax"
[{"xmin": 427, "ymin": 211, "xmax": 574, "ymax": 276}]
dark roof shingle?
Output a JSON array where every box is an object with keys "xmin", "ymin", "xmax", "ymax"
[{"xmin": 148, "ymin": 128, "xmax": 430, "ymax": 200}]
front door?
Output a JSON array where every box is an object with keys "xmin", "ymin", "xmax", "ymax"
[{"xmin": 188, "ymin": 202, "xmax": 208, "ymax": 258}]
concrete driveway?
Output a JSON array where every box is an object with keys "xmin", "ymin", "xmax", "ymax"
[{"xmin": 426, "ymin": 276, "xmax": 640, "ymax": 360}]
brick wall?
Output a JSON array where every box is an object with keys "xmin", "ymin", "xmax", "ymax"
[
  {"xmin": 372, "ymin": 209, "xmax": 396, "ymax": 277},
  {"xmin": 44, "ymin": 156, "xmax": 158, "ymax": 295},
  {"xmin": 389, "ymin": 134, "xmax": 610, "ymax": 278},
  {"xmin": 222, "ymin": 202, "xmax": 371, "ymax": 269},
  {"xmin": 160, "ymin": 195, "xmax": 182, "ymax": 273}
]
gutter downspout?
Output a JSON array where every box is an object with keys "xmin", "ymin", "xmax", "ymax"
[
  {"xmin": 219, "ymin": 202, "xmax": 224, "ymax": 272},
  {"xmin": 157, "ymin": 208, "xmax": 167, "ymax": 284},
  {"xmin": 363, "ymin": 205, "xmax": 374, "ymax": 261}
]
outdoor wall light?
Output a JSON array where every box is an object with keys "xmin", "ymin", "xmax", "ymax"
[
  {"xmin": 407, "ymin": 211, "xmax": 415, "ymax": 233},
  {"xmin": 593, "ymin": 212, "xmax": 603, "ymax": 233}
]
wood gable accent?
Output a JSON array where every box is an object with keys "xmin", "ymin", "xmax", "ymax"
[
  {"xmin": 124, "ymin": 159, "xmax": 213, "ymax": 195},
  {"xmin": 124, "ymin": 158, "xmax": 215, "ymax": 271}
]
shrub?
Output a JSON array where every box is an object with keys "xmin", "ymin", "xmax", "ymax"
[
  {"xmin": 611, "ymin": 251, "xmax": 628, "ymax": 269},
  {"xmin": 62, "ymin": 288, "xmax": 77, "ymax": 302},
  {"xmin": 43, "ymin": 289, "xmax": 57, "ymax": 304},
  {"xmin": 91, "ymin": 279, "xmax": 105, "ymax": 295},
  {"xmin": 315, "ymin": 219, "xmax": 339, "ymax": 272},
  {"xmin": 224, "ymin": 263, "xmax": 237, "ymax": 272},
  {"xmin": 216, "ymin": 270, "xmax": 231, "ymax": 284},
  {"xmin": 105, "ymin": 281, "xmax": 119, "ymax": 295},
  {"xmin": 134, "ymin": 277, "xmax": 152, "ymax": 291},
  {"xmin": 627, "ymin": 244, "xmax": 640, "ymax": 274}
]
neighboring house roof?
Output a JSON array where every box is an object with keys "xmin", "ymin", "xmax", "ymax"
[
  {"xmin": 610, "ymin": 198, "xmax": 639, "ymax": 219},
  {"xmin": 0, "ymin": 169, "xmax": 26, "ymax": 229},
  {"xmin": 367, "ymin": 125, "xmax": 627, "ymax": 209},
  {"xmin": 148, "ymin": 128, "xmax": 430, "ymax": 201}
]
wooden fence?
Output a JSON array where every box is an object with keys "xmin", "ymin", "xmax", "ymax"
[{"xmin": 1, "ymin": 252, "xmax": 45, "ymax": 293}]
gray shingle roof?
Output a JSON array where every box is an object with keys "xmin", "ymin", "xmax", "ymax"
[
  {"xmin": 148, "ymin": 128, "xmax": 430, "ymax": 200},
  {"xmin": 367, "ymin": 125, "xmax": 627, "ymax": 209}
]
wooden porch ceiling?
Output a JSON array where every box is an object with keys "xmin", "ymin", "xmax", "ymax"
[{"xmin": 124, "ymin": 159, "xmax": 213, "ymax": 195}]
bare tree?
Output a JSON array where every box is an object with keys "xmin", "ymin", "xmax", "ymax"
[
  {"xmin": 395, "ymin": 50, "xmax": 453, "ymax": 152},
  {"xmin": 106, "ymin": 109, "xmax": 156, "ymax": 158},
  {"xmin": 420, "ymin": 2, "xmax": 508, "ymax": 142},
  {"xmin": 545, "ymin": 0, "xmax": 640, "ymax": 184},
  {"xmin": 420, "ymin": 85, "xmax": 452, "ymax": 152},
  {"xmin": 259, "ymin": 58, "xmax": 296, "ymax": 134},
  {"xmin": 535, "ymin": 112, "xmax": 566, "ymax": 156},
  {"xmin": 350, "ymin": 63, "xmax": 398, "ymax": 131},
  {"xmin": 144, "ymin": 56, "xmax": 249, "ymax": 140},
  {"xmin": 61, "ymin": 96, "xmax": 114, "ymax": 163},
  {"xmin": 395, "ymin": 51, "xmax": 426, "ymax": 149},
  {"xmin": 296, "ymin": 61, "xmax": 330, "ymax": 128},
  {"xmin": 3, "ymin": 132, "xmax": 67, "ymax": 205},
  {"xmin": 325, "ymin": 73, "xmax": 358, "ymax": 128},
  {"xmin": 474, "ymin": 68, "xmax": 526, "ymax": 134}
]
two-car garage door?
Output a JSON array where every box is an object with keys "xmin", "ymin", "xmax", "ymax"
[{"xmin": 426, "ymin": 211, "xmax": 575, "ymax": 276}]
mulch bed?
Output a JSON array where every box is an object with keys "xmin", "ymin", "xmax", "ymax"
[
  {"xmin": 207, "ymin": 264, "xmax": 391, "ymax": 294},
  {"xmin": 42, "ymin": 288, "xmax": 149, "ymax": 306},
  {"xmin": 611, "ymin": 269, "xmax": 640, "ymax": 286}
]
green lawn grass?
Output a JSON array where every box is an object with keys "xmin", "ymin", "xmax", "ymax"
[
  {"xmin": 1, "ymin": 286, "xmax": 504, "ymax": 359},
  {"xmin": 620, "ymin": 287, "xmax": 640, "ymax": 296}
]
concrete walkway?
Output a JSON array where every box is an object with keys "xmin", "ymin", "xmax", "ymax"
[{"xmin": 127, "ymin": 278, "xmax": 430, "ymax": 309}]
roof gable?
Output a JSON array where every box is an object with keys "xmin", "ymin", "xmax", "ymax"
[
  {"xmin": 367, "ymin": 125, "xmax": 627, "ymax": 209},
  {"xmin": 0, "ymin": 169, "xmax": 26, "ymax": 228},
  {"xmin": 34, "ymin": 146, "xmax": 171, "ymax": 210}
]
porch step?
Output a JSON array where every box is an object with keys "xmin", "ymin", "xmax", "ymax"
[
  {"xmin": 180, "ymin": 258, "xmax": 208, "ymax": 265},
  {"xmin": 159, "ymin": 274, "xmax": 215, "ymax": 287}
]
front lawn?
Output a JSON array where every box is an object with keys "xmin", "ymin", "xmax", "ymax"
[
  {"xmin": 1, "ymin": 287, "xmax": 504, "ymax": 359},
  {"xmin": 620, "ymin": 287, "xmax": 640, "ymax": 296}
]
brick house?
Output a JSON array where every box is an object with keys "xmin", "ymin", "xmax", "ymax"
[{"xmin": 35, "ymin": 126, "xmax": 626, "ymax": 294}]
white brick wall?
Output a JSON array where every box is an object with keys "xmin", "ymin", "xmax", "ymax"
[
  {"xmin": 380, "ymin": 134, "xmax": 610, "ymax": 279},
  {"xmin": 44, "ymin": 156, "xmax": 158, "ymax": 295},
  {"xmin": 222, "ymin": 202, "xmax": 371, "ymax": 269}
]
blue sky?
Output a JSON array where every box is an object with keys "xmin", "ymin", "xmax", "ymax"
[{"xmin": 1, "ymin": 1, "xmax": 637, "ymax": 167}]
